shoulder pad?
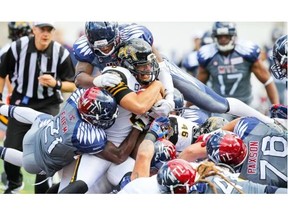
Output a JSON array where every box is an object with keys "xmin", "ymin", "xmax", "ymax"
[
  {"xmin": 234, "ymin": 116, "xmax": 259, "ymax": 140},
  {"xmin": 234, "ymin": 40, "xmax": 260, "ymax": 62},
  {"xmin": 73, "ymin": 35, "xmax": 94, "ymax": 62},
  {"xmin": 197, "ymin": 44, "xmax": 218, "ymax": 67},
  {"xmin": 119, "ymin": 23, "xmax": 154, "ymax": 46}
]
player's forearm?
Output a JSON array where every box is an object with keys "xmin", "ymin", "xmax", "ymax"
[
  {"xmin": 96, "ymin": 128, "xmax": 141, "ymax": 164},
  {"xmin": 74, "ymin": 72, "xmax": 95, "ymax": 88},
  {"xmin": 74, "ymin": 61, "xmax": 95, "ymax": 88},
  {"xmin": 265, "ymin": 82, "xmax": 280, "ymax": 104},
  {"xmin": 130, "ymin": 139, "xmax": 155, "ymax": 180}
]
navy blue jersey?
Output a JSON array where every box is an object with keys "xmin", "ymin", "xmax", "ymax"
[
  {"xmin": 26, "ymin": 89, "xmax": 107, "ymax": 176},
  {"xmin": 198, "ymin": 41, "xmax": 260, "ymax": 104},
  {"xmin": 234, "ymin": 117, "xmax": 287, "ymax": 187}
]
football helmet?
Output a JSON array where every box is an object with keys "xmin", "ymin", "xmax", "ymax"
[
  {"xmin": 78, "ymin": 87, "xmax": 119, "ymax": 129},
  {"xmin": 157, "ymin": 159, "xmax": 196, "ymax": 194},
  {"xmin": 270, "ymin": 34, "xmax": 287, "ymax": 79},
  {"xmin": 212, "ymin": 22, "xmax": 237, "ymax": 52},
  {"xmin": 151, "ymin": 139, "xmax": 177, "ymax": 168},
  {"xmin": 206, "ymin": 130, "xmax": 247, "ymax": 168},
  {"xmin": 198, "ymin": 116, "xmax": 229, "ymax": 135},
  {"xmin": 85, "ymin": 21, "xmax": 120, "ymax": 57},
  {"xmin": 173, "ymin": 88, "xmax": 184, "ymax": 115},
  {"xmin": 8, "ymin": 22, "xmax": 31, "ymax": 41},
  {"xmin": 118, "ymin": 38, "xmax": 160, "ymax": 85},
  {"xmin": 201, "ymin": 30, "xmax": 213, "ymax": 46}
]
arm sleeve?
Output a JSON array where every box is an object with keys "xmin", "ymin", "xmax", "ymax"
[{"xmin": 158, "ymin": 61, "xmax": 174, "ymax": 103}]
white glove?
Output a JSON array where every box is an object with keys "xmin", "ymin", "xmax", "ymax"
[
  {"xmin": 92, "ymin": 73, "xmax": 121, "ymax": 87},
  {"xmin": 150, "ymin": 99, "xmax": 174, "ymax": 118}
]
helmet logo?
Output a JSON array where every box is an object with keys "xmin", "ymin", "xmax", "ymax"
[
  {"xmin": 118, "ymin": 46, "xmax": 138, "ymax": 61},
  {"xmin": 81, "ymin": 97, "xmax": 101, "ymax": 115},
  {"xmin": 210, "ymin": 148, "xmax": 220, "ymax": 162}
]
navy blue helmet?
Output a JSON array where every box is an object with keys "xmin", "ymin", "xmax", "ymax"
[
  {"xmin": 212, "ymin": 22, "xmax": 237, "ymax": 52},
  {"xmin": 271, "ymin": 35, "xmax": 287, "ymax": 79},
  {"xmin": 78, "ymin": 87, "xmax": 119, "ymax": 129},
  {"xmin": 201, "ymin": 30, "xmax": 213, "ymax": 46},
  {"xmin": 85, "ymin": 21, "xmax": 120, "ymax": 57}
]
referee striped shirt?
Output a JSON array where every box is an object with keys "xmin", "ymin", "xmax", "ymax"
[{"xmin": 0, "ymin": 36, "xmax": 75, "ymax": 100}]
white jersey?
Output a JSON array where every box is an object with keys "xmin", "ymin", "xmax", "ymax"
[
  {"xmin": 103, "ymin": 66, "xmax": 142, "ymax": 146},
  {"xmin": 59, "ymin": 66, "xmax": 141, "ymax": 193},
  {"xmin": 118, "ymin": 175, "xmax": 160, "ymax": 194},
  {"xmin": 169, "ymin": 115, "xmax": 199, "ymax": 153}
]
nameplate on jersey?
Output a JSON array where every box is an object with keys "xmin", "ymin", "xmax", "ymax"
[{"xmin": 231, "ymin": 57, "xmax": 243, "ymax": 65}]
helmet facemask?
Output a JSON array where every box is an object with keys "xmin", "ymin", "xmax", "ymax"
[
  {"xmin": 131, "ymin": 53, "xmax": 160, "ymax": 86},
  {"xmin": 271, "ymin": 41, "xmax": 287, "ymax": 80}
]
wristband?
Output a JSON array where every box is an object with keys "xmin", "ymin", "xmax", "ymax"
[
  {"xmin": 54, "ymin": 79, "xmax": 62, "ymax": 90},
  {"xmin": 264, "ymin": 77, "xmax": 273, "ymax": 86}
]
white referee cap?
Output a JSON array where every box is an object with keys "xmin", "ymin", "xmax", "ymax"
[{"xmin": 34, "ymin": 22, "xmax": 55, "ymax": 29}]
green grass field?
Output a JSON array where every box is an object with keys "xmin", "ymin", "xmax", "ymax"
[{"xmin": 0, "ymin": 139, "xmax": 35, "ymax": 194}]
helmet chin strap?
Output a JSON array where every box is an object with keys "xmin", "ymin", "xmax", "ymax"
[{"xmin": 216, "ymin": 36, "xmax": 236, "ymax": 52}]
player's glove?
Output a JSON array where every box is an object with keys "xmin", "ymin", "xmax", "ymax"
[
  {"xmin": 269, "ymin": 104, "xmax": 287, "ymax": 119},
  {"xmin": 93, "ymin": 73, "xmax": 122, "ymax": 87},
  {"xmin": 130, "ymin": 113, "xmax": 152, "ymax": 131},
  {"xmin": 148, "ymin": 116, "xmax": 171, "ymax": 140},
  {"xmin": 150, "ymin": 99, "xmax": 174, "ymax": 118}
]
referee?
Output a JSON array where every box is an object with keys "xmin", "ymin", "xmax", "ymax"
[{"xmin": 0, "ymin": 22, "xmax": 76, "ymax": 194}]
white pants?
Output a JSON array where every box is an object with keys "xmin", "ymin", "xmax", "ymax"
[{"xmin": 58, "ymin": 154, "xmax": 135, "ymax": 193}]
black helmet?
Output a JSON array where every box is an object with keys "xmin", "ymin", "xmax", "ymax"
[
  {"xmin": 8, "ymin": 22, "xmax": 31, "ymax": 41},
  {"xmin": 118, "ymin": 38, "xmax": 160, "ymax": 85}
]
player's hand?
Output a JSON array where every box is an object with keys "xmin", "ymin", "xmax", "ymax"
[
  {"xmin": 93, "ymin": 73, "xmax": 121, "ymax": 87},
  {"xmin": 150, "ymin": 99, "xmax": 174, "ymax": 117},
  {"xmin": 148, "ymin": 116, "xmax": 171, "ymax": 139},
  {"xmin": 269, "ymin": 104, "xmax": 287, "ymax": 119},
  {"xmin": 131, "ymin": 113, "xmax": 152, "ymax": 131}
]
